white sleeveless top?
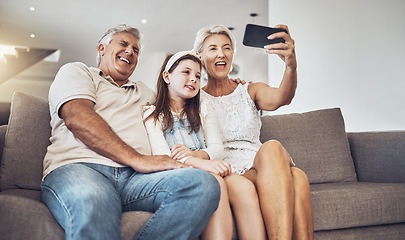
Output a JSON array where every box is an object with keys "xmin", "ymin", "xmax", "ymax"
[{"xmin": 201, "ymin": 83, "xmax": 262, "ymax": 175}]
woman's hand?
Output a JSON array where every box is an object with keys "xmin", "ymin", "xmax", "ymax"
[{"xmin": 264, "ymin": 24, "xmax": 297, "ymax": 70}]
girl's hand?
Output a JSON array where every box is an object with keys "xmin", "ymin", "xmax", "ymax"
[
  {"xmin": 198, "ymin": 159, "xmax": 232, "ymax": 177},
  {"xmin": 170, "ymin": 144, "xmax": 194, "ymax": 160},
  {"xmin": 264, "ymin": 24, "xmax": 297, "ymax": 70}
]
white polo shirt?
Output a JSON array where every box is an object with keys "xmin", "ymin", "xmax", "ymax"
[{"xmin": 43, "ymin": 62, "xmax": 155, "ymax": 179}]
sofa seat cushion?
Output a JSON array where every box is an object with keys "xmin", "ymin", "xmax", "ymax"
[
  {"xmin": 0, "ymin": 190, "xmax": 153, "ymax": 240},
  {"xmin": 311, "ymin": 182, "xmax": 405, "ymax": 231},
  {"xmin": 260, "ymin": 108, "xmax": 357, "ymax": 184},
  {"xmin": 315, "ymin": 223, "xmax": 405, "ymax": 240},
  {"xmin": 0, "ymin": 192, "xmax": 65, "ymax": 240},
  {"xmin": 0, "ymin": 92, "xmax": 51, "ymax": 191},
  {"xmin": 121, "ymin": 211, "xmax": 153, "ymax": 240}
]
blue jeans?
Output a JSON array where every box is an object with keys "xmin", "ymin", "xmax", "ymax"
[{"xmin": 40, "ymin": 163, "xmax": 220, "ymax": 240}]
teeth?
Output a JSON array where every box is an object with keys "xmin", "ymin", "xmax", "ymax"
[
  {"xmin": 216, "ymin": 62, "xmax": 226, "ymax": 65},
  {"xmin": 120, "ymin": 57, "xmax": 130, "ymax": 64}
]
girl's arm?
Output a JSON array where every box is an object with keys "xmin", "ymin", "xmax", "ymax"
[
  {"xmin": 185, "ymin": 157, "xmax": 231, "ymax": 177},
  {"xmin": 143, "ymin": 106, "xmax": 231, "ymax": 176},
  {"xmin": 171, "ymin": 144, "xmax": 210, "ymax": 160},
  {"xmin": 143, "ymin": 106, "xmax": 171, "ymax": 156},
  {"xmin": 170, "ymin": 103, "xmax": 225, "ymax": 161},
  {"xmin": 200, "ymin": 103, "xmax": 225, "ymax": 160},
  {"xmin": 143, "ymin": 106, "xmax": 192, "ymax": 163}
]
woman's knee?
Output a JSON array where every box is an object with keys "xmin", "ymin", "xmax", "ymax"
[
  {"xmin": 255, "ymin": 140, "xmax": 291, "ymax": 169},
  {"xmin": 291, "ymin": 167, "xmax": 309, "ymax": 183},
  {"xmin": 291, "ymin": 167, "xmax": 311, "ymax": 195},
  {"xmin": 261, "ymin": 140, "xmax": 284, "ymax": 152}
]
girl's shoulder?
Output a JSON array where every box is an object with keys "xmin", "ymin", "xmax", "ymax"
[{"xmin": 142, "ymin": 105, "xmax": 156, "ymax": 120}]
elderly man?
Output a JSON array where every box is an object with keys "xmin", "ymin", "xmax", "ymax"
[{"xmin": 40, "ymin": 24, "xmax": 220, "ymax": 240}]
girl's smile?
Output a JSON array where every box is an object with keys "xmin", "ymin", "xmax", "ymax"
[{"xmin": 164, "ymin": 59, "xmax": 201, "ymax": 111}]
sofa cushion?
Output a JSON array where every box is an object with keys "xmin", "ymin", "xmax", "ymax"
[
  {"xmin": 0, "ymin": 92, "xmax": 51, "ymax": 191},
  {"xmin": 0, "ymin": 102, "xmax": 11, "ymax": 125},
  {"xmin": 0, "ymin": 125, "xmax": 7, "ymax": 165},
  {"xmin": 0, "ymin": 190, "xmax": 153, "ymax": 240},
  {"xmin": 260, "ymin": 108, "xmax": 357, "ymax": 184},
  {"xmin": 0, "ymin": 193, "xmax": 65, "ymax": 239},
  {"xmin": 311, "ymin": 182, "xmax": 405, "ymax": 231},
  {"xmin": 314, "ymin": 223, "xmax": 405, "ymax": 240},
  {"xmin": 348, "ymin": 131, "xmax": 405, "ymax": 183}
]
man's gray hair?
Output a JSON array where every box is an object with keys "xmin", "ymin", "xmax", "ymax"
[{"xmin": 96, "ymin": 24, "xmax": 142, "ymax": 66}]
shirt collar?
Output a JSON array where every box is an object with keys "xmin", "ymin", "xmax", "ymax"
[{"xmin": 92, "ymin": 67, "xmax": 136, "ymax": 89}]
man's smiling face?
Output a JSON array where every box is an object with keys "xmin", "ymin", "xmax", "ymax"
[{"xmin": 98, "ymin": 32, "xmax": 140, "ymax": 85}]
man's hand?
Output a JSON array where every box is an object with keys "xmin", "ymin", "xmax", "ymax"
[{"xmin": 130, "ymin": 154, "xmax": 191, "ymax": 173}]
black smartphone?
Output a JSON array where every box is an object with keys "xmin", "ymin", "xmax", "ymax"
[{"xmin": 242, "ymin": 24, "xmax": 288, "ymax": 48}]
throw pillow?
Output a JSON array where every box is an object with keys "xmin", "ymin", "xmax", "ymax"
[{"xmin": 0, "ymin": 92, "xmax": 51, "ymax": 191}]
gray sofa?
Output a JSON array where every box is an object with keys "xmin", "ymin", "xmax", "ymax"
[{"xmin": 1, "ymin": 92, "xmax": 404, "ymax": 240}]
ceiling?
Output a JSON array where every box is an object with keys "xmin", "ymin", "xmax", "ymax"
[{"xmin": 0, "ymin": 0, "xmax": 269, "ymax": 85}]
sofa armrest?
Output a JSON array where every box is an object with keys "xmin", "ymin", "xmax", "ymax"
[
  {"xmin": 0, "ymin": 125, "xmax": 7, "ymax": 166},
  {"xmin": 348, "ymin": 131, "xmax": 405, "ymax": 183}
]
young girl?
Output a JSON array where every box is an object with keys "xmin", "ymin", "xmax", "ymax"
[{"xmin": 143, "ymin": 50, "xmax": 266, "ymax": 240}]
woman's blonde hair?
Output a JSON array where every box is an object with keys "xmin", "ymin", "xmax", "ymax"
[{"xmin": 193, "ymin": 25, "xmax": 236, "ymax": 54}]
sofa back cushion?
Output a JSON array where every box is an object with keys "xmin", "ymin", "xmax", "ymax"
[
  {"xmin": 0, "ymin": 92, "xmax": 51, "ymax": 191},
  {"xmin": 260, "ymin": 108, "xmax": 357, "ymax": 184}
]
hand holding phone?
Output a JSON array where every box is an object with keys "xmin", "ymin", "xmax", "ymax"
[{"xmin": 243, "ymin": 24, "xmax": 288, "ymax": 48}]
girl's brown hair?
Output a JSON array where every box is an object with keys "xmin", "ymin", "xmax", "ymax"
[{"xmin": 147, "ymin": 53, "xmax": 202, "ymax": 133}]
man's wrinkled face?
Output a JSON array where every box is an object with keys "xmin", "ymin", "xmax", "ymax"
[{"xmin": 98, "ymin": 32, "xmax": 140, "ymax": 83}]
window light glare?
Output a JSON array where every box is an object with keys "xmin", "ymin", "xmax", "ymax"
[
  {"xmin": 0, "ymin": 45, "xmax": 17, "ymax": 59},
  {"xmin": 141, "ymin": 19, "xmax": 147, "ymax": 24},
  {"xmin": 30, "ymin": 34, "xmax": 36, "ymax": 38},
  {"xmin": 30, "ymin": 7, "xmax": 35, "ymax": 11}
]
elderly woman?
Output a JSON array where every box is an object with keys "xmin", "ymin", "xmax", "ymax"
[{"xmin": 193, "ymin": 25, "xmax": 314, "ymax": 240}]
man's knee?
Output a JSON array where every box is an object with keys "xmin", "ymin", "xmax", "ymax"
[
  {"xmin": 41, "ymin": 164, "xmax": 121, "ymax": 216},
  {"xmin": 172, "ymin": 168, "xmax": 221, "ymax": 206}
]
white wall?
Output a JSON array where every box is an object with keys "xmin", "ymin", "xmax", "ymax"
[
  {"xmin": 131, "ymin": 51, "xmax": 168, "ymax": 90},
  {"xmin": 0, "ymin": 78, "xmax": 51, "ymax": 102},
  {"xmin": 268, "ymin": 0, "xmax": 405, "ymax": 132}
]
